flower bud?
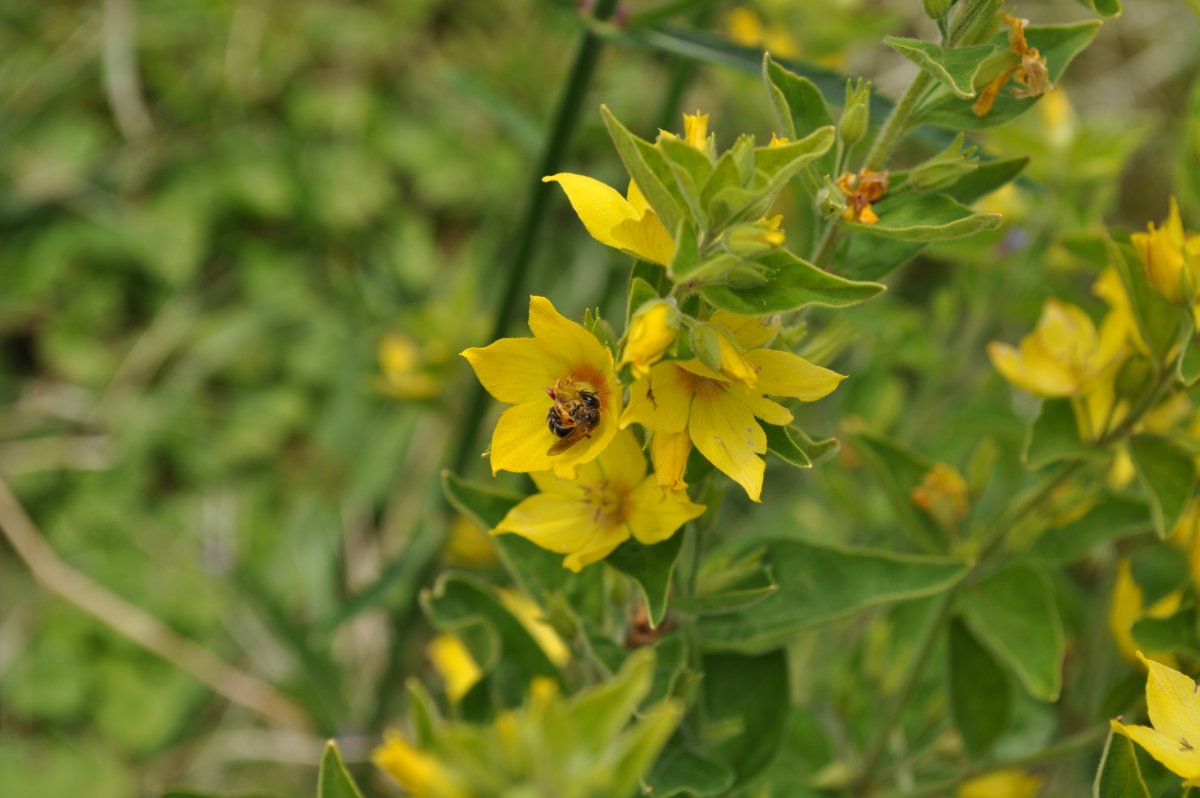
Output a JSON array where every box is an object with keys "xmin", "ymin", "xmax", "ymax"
[
  {"xmin": 817, "ymin": 176, "xmax": 848, "ymax": 220},
  {"xmin": 839, "ymin": 79, "xmax": 871, "ymax": 147},
  {"xmin": 619, "ymin": 299, "xmax": 680, "ymax": 378},
  {"xmin": 909, "ymin": 132, "xmax": 979, "ymax": 192},
  {"xmin": 1132, "ymin": 198, "xmax": 1198, "ymax": 306},
  {"xmin": 690, "ymin": 323, "xmax": 757, "ymax": 386},
  {"xmin": 725, "ymin": 215, "xmax": 786, "ymax": 256},
  {"xmin": 922, "ymin": 0, "xmax": 953, "ymax": 20}
]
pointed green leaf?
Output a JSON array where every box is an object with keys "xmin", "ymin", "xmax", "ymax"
[
  {"xmin": 667, "ymin": 217, "xmax": 701, "ymax": 279},
  {"xmin": 837, "ymin": 234, "xmax": 926, "ymax": 281},
  {"xmin": 1023, "ymin": 398, "xmax": 1103, "ymax": 469},
  {"xmin": 646, "ymin": 746, "xmax": 737, "ymax": 798},
  {"xmin": 752, "ymin": 126, "xmax": 836, "ymax": 186},
  {"xmin": 700, "ymin": 248, "xmax": 884, "ymax": 315},
  {"xmin": 943, "ymin": 156, "xmax": 1029, "ymax": 205},
  {"xmin": 763, "ymin": 423, "xmax": 812, "ymax": 468},
  {"xmin": 1073, "ymin": 0, "xmax": 1122, "ymax": 19},
  {"xmin": 762, "ymin": 54, "xmax": 836, "ymax": 176},
  {"xmin": 659, "ymin": 135, "xmax": 711, "ymax": 226},
  {"xmin": 672, "ymin": 583, "xmax": 778, "ymax": 616},
  {"xmin": 1026, "ymin": 494, "xmax": 1153, "ymax": 564},
  {"xmin": 959, "ymin": 565, "xmax": 1064, "ymax": 701},
  {"xmin": 843, "ymin": 193, "xmax": 1001, "ymax": 242},
  {"xmin": 948, "ymin": 618, "xmax": 1012, "ymax": 756},
  {"xmin": 884, "ymin": 38, "xmax": 996, "ymax": 99},
  {"xmin": 701, "ymin": 649, "xmax": 790, "ymax": 786},
  {"xmin": 1093, "ymin": 729, "xmax": 1151, "ymax": 798},
  {"xmin": 607, "ymin": 533, "xmax": 684, "ymax": 628},
  {"xmin": 700, "ymin": 539, "xmax": 967, "ymax": 653},
  {"xmin": 847, "ymin": 432, "xmax": 945, "ymax": 553},
  {"xmin": 922, "ymin": 22, "xmax": 1102, "ymax": 129},
  {"xmin": 317, "ymin": 741, "xmax": 365, "ymax": 798},
  {"xmin": 601, "ymin": 105, "xmax": 685, "ymax": 232},
  {"xmin": 1128, "ymin": 434, "xmax": 1198, "ymax": 539}
]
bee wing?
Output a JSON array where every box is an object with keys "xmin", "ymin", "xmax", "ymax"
[{"xmin": 547, "ymin": 424, "xmax": 590, "ymax": 456}]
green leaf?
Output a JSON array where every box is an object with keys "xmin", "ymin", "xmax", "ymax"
[
  {"xmin": 607, "ymin": 533, "xmax": 684, "ymax": 628},
  {"xmin": 1025, "ymin": 494, "xmax": 1152, "ymax": 564},
  {"xmin": 668, "ymin": 218, "xmax": 701, "ymax": 279},
  {"xmin": 836, "ymin": 234, "xmax": 926, "ymax": 281},
  {"xmin": 1132, "ymin": 606, "xmax": 1195, "ymax": 653},
  {"xmin": 752, "ymin": 126, "xmax": 836, "ymax": 186},
  {"xmin": 601, "ymin": 105, "xmax": 685, "ymax": 232},
  {"xmin": 317, "ymin": 741, "xmax": 364, "ymax": 798},
  {"xmin": 700, "ymin": 539, "xmax": 967, "ymax": 653},
  {"xmin": 1180, "ymin": 73, "xmax": 1200, "ymax": 223},
  {"xmin": 883, "ymin": 38, "xmax": 996, "ymax": 99},
  {"xmin": 1073, "ymin": 0, "xmax": 1122, "ymax": 19},
  {"xmin": 1128, "ymin": 434, "xmax": 1198, "ymax": 539},
  {"xmin": 763, "ymin": 423, "xmax": 813, "ymax": 468},
  {"xmin": 1093, "ymin": 729, "xmax": 1151, "ymax": 798},
  {"xmin": 943, "ymin": 156, "xmax": 1029, "ymax": 205},
  {"xmin": 847, "ymin": 432, "xmax": 945, "ymax": 553},
  {"xmin": 1023, "ymin": 399, "xmax": 1101, "ymax": 469},
  {"xmin": 659, "ymin": 136, "xmax": 711, "ymax": 226},
  {"xmin": 646, "ymin": 746, "xmax": 737, "ymax": 798},
  {"xmin": 701, "ymin": 649, "xmax": 790, "ymax": 786},
  {"xmin": 762, "ymin": 54, "xmax": 837, "ymax": 177},
  {"xmin": 842, "ymin": 193, "xmax": 1001, "ymax": 242},
  {"xmin": 672, "ymin": 583, "xmax": 778, "ymax": 616},
  {"xmin": 644, "ymin": 634, "xmax": 687, "ymax": 706},
  {"xmin": 959, "ymin": 565, "xmax": 1064, "ymax": 701},
  {"xmin": 921, "ymin": 22, "xmax": 1102, "ymax": 130},
  {"xmin": 948, "ymin": 618, "xmax": 1012, "ymax": 756},
  {"xmin": 700, "ymin": 248, "xmax": 884, "ymax": 315},
  {"xmin": 791, "ymin": 427, "xmax": 840, "ymax": 466},
  {"xmin": 441, "ymin": 469, "xmax": 521, "ymax": 528}
]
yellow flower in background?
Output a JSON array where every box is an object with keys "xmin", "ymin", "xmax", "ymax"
[
  {"xmin": 427, "ymin": 634, "xmax": 483, "ymax": 703},
  {"xmin": 496, "ymin": 588, "xmax": 571, "ymax": 667},
  {"xmin": 374, "ymin": 732, "xmax": 468, "ymax": 798},
  {"xmin": 543, "ymin": 174, "xmax": 675, "ymax": 266},
  {"xmin": 1132, "ymin": 197, "xmax": 1200, "ymax": 306},
  {"xmin": 910, "ymin": 462, "xmax": 969, "ymax": 529},
  {"xmin": 461, "ymin": 296, "xmax": 622, "ymax": 478},
  {"xmin": 1112, "ymin": 652, "xmax": 1200, "ymax": 784},
  {"xmin": 957, "ymin": 769, "xmax": 1044, "ymax": 798},
  {"xmin": 1108, "ymin": 558, "xmax": 1182, "ymax": 668},
  {"xmin": 726, "ymin": 6, "xmax": 799, "ymax": 59},
  {"xmin": 492, "ymin": 429, "xmax": 705, "ymax": 572},
  {"xmin": 441, "ymin": 515, "xmax": 498, "ymax": 568},
  {"xmin": 619, "ymin": 299, "xmax": 680, "ymax": 378},
  {"xmin": 377, "ymin": 332, "xmax": 441, "ymax": 399},
  {"xmin": 1093, "ymin": 266, "xmax": 1147, "ymax": 355},
  {"xmin": 622, "ymin": 312, "xmax": 843, "ymax": 502},
  {"xmin": 987, "ymin": 299, "xmax": 1126, "ymax": 397}
]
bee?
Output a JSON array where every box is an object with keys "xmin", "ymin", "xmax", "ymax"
[{"xmin": 545, "ymin": 382, "xmax": 602, "ymax": 455}]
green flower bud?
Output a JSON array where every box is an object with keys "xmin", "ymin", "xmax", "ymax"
[
  {"xmin": 724, "ymin": 216, "xmax": 786, "ymax": 256},
  {"xmin": 816, "ymin": 175, "xmax": 848, "ymax": 220},
  {"xmin": 909, "ymin": 132, "xmax": 979, "ymax": 192},
  {"xmin": 922, "ymin": 0, "xmax": 953, "ymax": 20},
  {"xmin": 839, "ymin": 79, "xmax": 871, "ymax": 147}
]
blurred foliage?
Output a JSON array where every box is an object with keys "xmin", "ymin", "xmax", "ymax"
[{"xmin": 0, "ymin": 0, "xmax": 1198, "ymax": 797}]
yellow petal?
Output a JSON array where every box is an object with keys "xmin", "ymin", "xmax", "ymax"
[
  {"xmin": 461, "ymin": 337, "xmax": 560, "ymax": 405},
  {"xmin": 627, "ymin": 478, "xmax": 706, "ymax": 545},
  {"xmin": 496, "ymin": 588, "xmax": 571, "ymax": 667},
  {"xmin": 1112, "ymin": 719, "xmax": 1200, "ymax": 780},
  {"xmin": 621, "ymin": 363, "xmax": 693, "ymax": 433},
  {"xmin": 956, "ymin": 768, "xmax": 1044, "ymax": 798},
  {"xmin": 493, "ymin": 491, "xmax": 602, "ymax": 557},
  {"xmin": 490, "ymin": 401, "xmax": 559, "ymax": 475},
  {"xmin": 682, "ymin": 111, "xmax": 709, "ymax": 151},
  {"xmin": 1108, "ymin": 558, "xmax": 1144, "ymax": 663},
  {"xmin": 562, "ymin": 526, "xmax": 630, "ymax": 572},
  {"xmin": 612, "ymin": 213, "xmax": 676, "ymax": 266},
  {"xmin": 1139, "ymin": 651, "xmax": 1200, "ymax": 747},
  {"xmin": 688, "ymin": 389, "xmax": 766, "ymax": 502},
  {"xmin": 618, "ymin": 300, "xmax": 679, "ymax": 377},
  {"xmin": 586, "ymin": 426, "xmax": 648, "ymax": 487},
  {"xmin": 426, "ymin": 634, "xmax": 482, "ymax": 703},
  {"xmin": 651, "ymin": 430, "xmax": 692, "ymax": 491},
  {"xmin": 543, "ymin": 173, "xmax": 638, "ymax": 252},
  {"xmin": 527, "ymin": 295, "xmax": 612, "ymax": 382},
  {"xmin": 709, "ymin": 310, "xmax": 781, "ymax": 349},
  {"xmin": 627, "ymin": 180, "xmax": 651, "ymax": 216},
  {"xmin": 731, "ymin": 385, "xmax": 794, "ymax": 426},
  {"xmin": 374, "ymin": 733, "xmax": 465, "ymax": 797},
  {"xmin": 746, "ymin": 349, "xmax": 845, "ymax": 401},
  {"xmin": 987, "ymin": 339, "xmax": 1078, "ymax": 397}
]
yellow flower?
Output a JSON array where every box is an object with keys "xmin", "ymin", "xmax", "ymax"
[
  {"xmin": 651, "ymin": 430, "xmax": 692, "ymax": 493},
  {"xmin": 1108, "ymin": 558, "xmax": 1182, "ymax": 667},
  {"xmin": 621, "ymin": 311, "xmax": 844, "ymax": 502},
  {"xmin": 1132, "ymin": 197, "xmax": 1200, "ymax": 306},
  {"xmin": 973, "ymin": 16, "xmax": 1052, "ymax": 118},
  {"xmin": 441, "ymin": 515, "xmax": 498, "ymax": 568},
  {"xmin": 682, "ymin": 110, "xmax": 710, "ymax": 152},
  {"xmin": 492, "ymin": 429, "xmax": 705, "ymax": 572},
  {"xmin": 1112, "ymin": 652, "xmax": 1200, "ymax": 784},
  {"xmin": 377, "ymin": 332, "xmax": 440, "ymax": 399},
  {"xmin": 373, "ymin": 732, "xmax": 468, "ymax": 798},
  {"xmin": 461, "ymin": 296, "xmax": 622, "ymax": 478},
  {"xmin": 837, "ymin": 169, "xmax": 889, "ymax": 224},
  {"xmin": 619, "ymin": 299, "xmax": 680, "ymax": 378},
  {"xmin": 725, "ymin": 7, "xmax": 799, "ymax": 58},
  {"xmin": 427, "ymin": 634, "xmax": 483, "ymax": 703},
  {"xmin": 910, "ymin": 462, "xmax": 969, "ymax": 529},
  {"xmin": 957, "ymin": 769, "xmax": 1044, "ymax": 798},
  {"xmin": 543, "ymin": 174, "xmax": 675, "ymax": 266},
  {"xmin": 987, "ymin": 299, "xmax": 1126, "ymax": 398},
  {"xmin": 1093, "ymin": 266, "xmax": 1147, "ymax": 355}
]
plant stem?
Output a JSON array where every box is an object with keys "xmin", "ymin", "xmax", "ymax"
[
  {"xmin": 448, "ymin": 0, "xmax": 621, "ymax": 477},
  {"xmin": 861, "ymin": 71, "xmax": 933, "ymax": 173},
  {"xmin": 854, "ymin": 588, "xmax": 957, "ymax": 795}
]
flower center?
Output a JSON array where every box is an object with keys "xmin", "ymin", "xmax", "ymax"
[{"xmin": 580, "ymin": 479, "xmax": 630, "ymax": 529}]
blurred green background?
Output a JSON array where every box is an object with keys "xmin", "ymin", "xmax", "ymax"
[{"xmin": 1, "ymin": 0, "xmax": 1197, "ymax": 796}]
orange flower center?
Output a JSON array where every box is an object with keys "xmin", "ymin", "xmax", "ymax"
[{"xmin": 580, "ymin": 479, "xmax": 631, "ymax": 529}]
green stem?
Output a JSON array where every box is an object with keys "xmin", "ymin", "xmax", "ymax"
[
  {"xmin": 854, "ymin": 589, "xmax": 957, "ymax": 795},
  {"xmin": 861, "ymin": 71, "xmax": 933, "ymax": 172},
  {"xmin": 448, "ymin": 0, "xmax": 621, "ymax": 476},
  {"xmin": 874, "ymin": 725, "xmax": 1108, "ymax": 798}
]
